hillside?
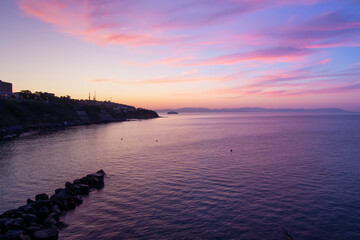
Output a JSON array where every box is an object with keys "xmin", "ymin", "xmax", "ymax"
[{"xmin": 0, "ymin": 98, "xmax": 158, "ymax": 138}]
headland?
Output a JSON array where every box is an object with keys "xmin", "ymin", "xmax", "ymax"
[{"xmin": 0, "ymin": 90, "xmax": 158, "ymax": 139}]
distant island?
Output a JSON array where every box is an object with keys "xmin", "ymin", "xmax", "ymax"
[
  {"xmin": 0, "ymin": 90, "xmax": 158, "ymax": 139},
  {"xmin": 157, "ymin": 107, "xmax": 353, "ymax": 113}
]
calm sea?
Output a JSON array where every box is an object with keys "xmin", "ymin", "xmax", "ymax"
[{"xmin": 1, "ymin": 113, "xmax": 360, "ymax": 239}]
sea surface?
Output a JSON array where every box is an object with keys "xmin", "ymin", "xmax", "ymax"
[{"xmin": 1, "ymin": 112, "xmax": 360, "ymax": 240}]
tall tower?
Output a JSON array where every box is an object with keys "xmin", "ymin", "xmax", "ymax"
[
  {"xmin": 93, "ymin": 90, "xmax": 96, "ymax": 101},
  {"xmin": 88, "ymin": 92, "xmax": 91, "ymax": 101}
]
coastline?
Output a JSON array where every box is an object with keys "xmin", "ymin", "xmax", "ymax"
[{"xmin": 0, "ymin": 98, "xmax": 159, "ymax": 140}]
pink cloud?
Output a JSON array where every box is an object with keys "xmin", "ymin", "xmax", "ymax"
[
  {"xmin": 18, "ymin": 0, "xmax": 189, "ymax": 46},
  {"xmin": 181, "ymin": 47, "xmax": 313, "ymax": 66},
  {"xmin": 92, "ymin": 71, "xmax": 245, "ymax": 85},
  {"xmin": 210, "ymin": 65, "xmax": 360, "ymax": 97},
  {"xmin": 213, "ymin": 81, "xmax": 360, "ymax": 97},
  {"xmin": 17, "ymin": 0, "xmax": 326, "ymax": 48},
  {"xmin": 273, "ymin": 10, "xmax": 360, "ymax": 49},
  {"xmin": 319, "ymin": 58, "xmax": 331, "ymax": 64}
]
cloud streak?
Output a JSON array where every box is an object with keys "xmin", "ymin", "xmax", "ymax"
[
  {"xmin": 211, "ymin": 66, "xmax": 360, "ymax": 97},
  {"xmin": 92, "ymin": 71, "xmax": 245, "ymax": 85}
]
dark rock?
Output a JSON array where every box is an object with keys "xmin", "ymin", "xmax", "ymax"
[
  {"xmin": 24, "ymin": 225, "xmax": 41, "ymax": 234},
  {"xmin": 0, "ymin": 218, "xmax": 9, "ymax": 230},
  {"xmin": 21, "ymin": 234, "xmax": 32, "ymax": 240},
  {"xmin": 32, "ymin": 227, "xmax": 58, "ymax": 240},
  {"xmin": 5, "ymin": 218, "xmax": 25, "ymax": 230},
  {"xmin": 51, "ymin": 205, "xmax": 60, "ymax": 215},
  {"xmin": 56, "ymin": 200, "xmax": 68, "ymax": 212},
  {"xmin": 67, "ymin": 200, "xmax": 76, "ymax": 210},
  {"xmin": 46, "ymin": 213, "xmax": 59, "ymax": 223},
  {"xmin": 77, "ymin": 184, "xmax": 89, "ymax": 195},
  {"xmin": 0, "ymin": 209, "xmax": 19, "ymax": 219},
  {"xmin": 97, "ymin": 169, "xmax": 106, "ymax": 176},
  {"xmin": 72, "ymin": 179, "xmax": 81, "ymax": 185},
  {"xmin": 86, "ymin": 174, "xmax": 101, "ymax": 186},
  {"xmin": 94, "ymin": 172, "xmax": 105, "ymax": 181},
  {"xmin": 65, "ymin": 182, "xmax": 72, "ymax": 189},
  {"xmin": 42, "ymin": 217, "xmax": 57, "ymax": 228},
  {"xmin": 35, "ymin": 194, "xmax": 49, "ymax": 201},
  {"xmin": 21, "ymin": 214, "xmax": 38, "ymax": 225},
  {"xmin": 4, "ymin": 230, "xmax": 24, "ymax": 240},
  {"xmin": 37, "ymin": 207, "xmax": 49, "ymax": 219},
  {"xmin": 50, "ymin": 190, "xmax": 71, "ymax": 211},
  {"xmin": 18, "ymin": 204, "xmax": 37, "ymax": 215},
  {"xmin": 79, "ymin": 177, "xmax": 89, "ymax": 185},
  {"xmin": 51, "ymin": 190, "xmax": 67, "ymax": 201},
  {"xmin": 29, "ymin": 223, "xmax": 42, "ymax": 228},
  {"xmin": 54, "ymin": 189, "xmax": 63, "ymax": 195},
  {"xmin": 73, "ymin": 196, "xmax": 83, "ymax": 206},
  {"xmin": 0, "ymin": 218, "xmax": 10, "ymax": 231},
  {"xmin": 0, "ymin": 170, "xmax": 106, "ymax": 239},
  {"xmin": 57, "ymin": 222, "xmax": 68, "ymax": 230},
  {"xmin": 71, "ymin": 184, "xmax": 89, "ymax": 196},
  {"xmin": 96, "ymin": 180, "xmax": 104, "ymax": 189},
  {"xmin": 32, "ymin": 200, "xmax": 52, "ymax": 211}
]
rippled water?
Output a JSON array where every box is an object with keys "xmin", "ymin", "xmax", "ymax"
[{"xmin": 1, "ymin": 113, "xmax": 360, "ymax": 239}]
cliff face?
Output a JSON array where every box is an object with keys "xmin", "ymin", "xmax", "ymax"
[{"xmin": 0, "ymin": 99, "xmax": 158, "ymax": 137}]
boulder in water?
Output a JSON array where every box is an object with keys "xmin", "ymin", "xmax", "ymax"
[{"xmin": 35, "ymin": 194, "xmax": 49, "ymax": 202}]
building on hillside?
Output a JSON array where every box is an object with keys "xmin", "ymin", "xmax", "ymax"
[{"xmin": 0, "ymin": 80, "xmax": 13, "ymax": 98}]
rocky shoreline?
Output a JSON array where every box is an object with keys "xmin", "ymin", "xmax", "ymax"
[
  {"xmin": 0, "ymin": 98, "xmax": 159, "ymax": 140},
  {"xmin": 0, "ymin": 170, "xmax": 106, "ymax": 240},
  {"xmin": 0, "ymin": 118, "xmax": 139, "ymax": 140}
]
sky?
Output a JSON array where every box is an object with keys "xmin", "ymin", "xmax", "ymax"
[{"xmin": 0, "ymin": 0, "xmax": 360, "ymax": 111}]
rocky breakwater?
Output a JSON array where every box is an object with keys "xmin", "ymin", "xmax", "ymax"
[{"xmin": 0, "ymin": 170, "xmax": 106, "ymax": 240}]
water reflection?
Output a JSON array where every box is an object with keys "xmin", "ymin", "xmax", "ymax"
[{"xmin": 0, "ymin": 113, "xmax": 359, "ymax": 239}]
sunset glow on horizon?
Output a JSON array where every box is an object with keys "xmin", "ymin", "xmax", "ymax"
[{"xmin": 1, "ymin": 0, "xmax": 360, "ymax": 110}]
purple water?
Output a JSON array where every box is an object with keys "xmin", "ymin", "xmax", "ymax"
[{"xmin": 1, "ymin": 113, "xmax": 360, "ymax": 239}]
